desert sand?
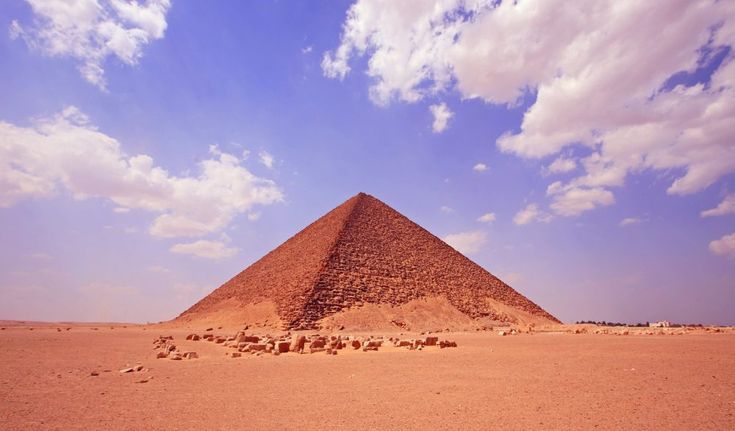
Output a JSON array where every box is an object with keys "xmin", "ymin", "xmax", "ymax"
[{"xmin": 1, "ymin": 323, "xmax": 733, "ymax": 430}]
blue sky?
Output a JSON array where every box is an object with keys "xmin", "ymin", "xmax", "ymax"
[{"xmin": 1, "ymin": 0, "xmax": 734, "ymax": 324}]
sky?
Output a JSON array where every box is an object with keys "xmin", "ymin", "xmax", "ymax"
[{"xmin": 1, "ymin": 0, "xmax": 734, "ymax": 325}]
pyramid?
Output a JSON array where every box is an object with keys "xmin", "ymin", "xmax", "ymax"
[{"xmin": 177, "ymin": 193, "xmax": 559, "ymax": 329}]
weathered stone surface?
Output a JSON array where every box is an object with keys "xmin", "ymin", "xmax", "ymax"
[
  {"xmin": 309, "ymin": 346, "xmax": 326, "ymax": 353},
  {"xmin": 177, "ymin": 193, "xmax": 558, "ymax": 329},
  {"xmin": 277, "ymin": 341, "xmax": 290, "ymax": 353},
  {"xmin": 290, "ymin": 335, "xmax": 306, "ymax": 353},
  {"xmin": 425, "ymin": 336, "xmax": 438, "ymax": 346},
  {"xmin": 364, "ymin": 340, "xmax": 382, "ymax": 348}
]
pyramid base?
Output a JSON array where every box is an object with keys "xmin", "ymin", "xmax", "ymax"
[
  {"xmin": 316, "ymin": 296, "xmax": 557, "ymax": 332},
  {"xmin": 171, "ymin": 295, "xmax": 557, "ymax": 332},
  {"xmin": 168, "ymin": 299, "xmax": 284, "ymax": 331}
]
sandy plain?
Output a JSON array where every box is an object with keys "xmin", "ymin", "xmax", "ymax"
[{"xmin": 0, "ymin": 323, "xmax": 733, "ymax": 430}]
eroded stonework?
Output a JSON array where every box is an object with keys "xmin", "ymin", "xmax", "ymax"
[{"xmin": 178, "ymin": 193, "xmax": 559, "ymax": 328}]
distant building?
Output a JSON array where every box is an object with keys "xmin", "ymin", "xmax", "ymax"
[{"xmin": 649, "ymin": 321, "xmax": 671, "ymax": 328}]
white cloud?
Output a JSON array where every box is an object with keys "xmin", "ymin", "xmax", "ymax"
[
  {"xmin": 247, "ymin": 212, "xmax": 261, "ymax": 221},
  {"xmin": 170, "ymin": 239, "xmax": 239, "ymax": 259},
  {"xmin": 619, "ymin": 217, "xmax": 643, "ymax": 227},
  {"xmin": 442, "ymin": 230, "xmax": 487, "ymax": 255},
  {"xmin": 709, "ymin": 232, "xmax": 735, "ymax": 258},
  {"xmin": 0, "ymin": 106, "xmax": 283, "ymax": 239},
  {"xmin": 258, "ymin": 150, "xmax": 275, "ymax": 169},
  {"xmin": 473, "ymin": 163, "xmax": 488, "ymax": 172},
  {"xmin": 10, "ymin": 0, "xmax": 171, "ymax": 90},
  {"xmin": 429, "ymin": 103, "xmax": 453, "ymax": 133},
  {"xmin": 701, "ymin": 194, "xmax": 735, "ymax": 217},
  {"xmin": 513, "ymin": 203, "xmax": 551, "ymax": 226},
  {"xmin": 113, "ymin": 206, "xmax": 130, "ymax": 213},
  {"xmin": 477, "ymin": 212, "xmax": 496, "ymax": 223},
  {"xmin": 547, "ymin": 182, "xmax": 615, "ymax": 217},
  {"xmin": 545, "ymin": 156, "xmax": 577, "ymax": 175},
  {"xmin": 324, "ymin": 0, "xmax": 735, "ymax": 215},
  {"xmin": 302, "ymin": 45, "xmax": 313, "ymax": 54},
  {"xmin": 440, "ymin": 205, "xmax": 455, "ymax": 214}
]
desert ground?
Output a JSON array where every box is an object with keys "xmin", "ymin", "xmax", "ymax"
[{"xmin": 1, "ymin": 323, "xmax": 733, "ymax": 430}]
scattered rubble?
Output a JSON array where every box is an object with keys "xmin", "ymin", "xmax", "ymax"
[
  {"xmin": 174, "ymin": 329, "xmax": 459, "ymax": 359},
  {"xmin": 152, "ymin": 335, "xmax": 198, "ymax": 360}
]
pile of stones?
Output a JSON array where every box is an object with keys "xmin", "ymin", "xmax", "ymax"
[
  {"xmin": 185, "ymin": 330, "xmax": 458, "ymax": 357},
  {"xmin": 153, "ymin": 335, "xmax": 198, "ymax": 360}
]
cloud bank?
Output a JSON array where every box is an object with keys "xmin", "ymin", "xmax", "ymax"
[
  {"xmin": 323, "ymin": 0, "xmax": 735, "ymax": 217},
  {"xmin": 0, "ymin": 107, "xmax": 283, "ymax": 242}
]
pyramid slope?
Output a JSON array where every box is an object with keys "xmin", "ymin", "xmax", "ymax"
[
  {"xmin": 302, "ymin": 193, "xmax": 558, "ymax": 326},
  {"xmin": 177, "ymin": 193, "xmax": 559, "ymax": 328},
  {"xmin": 178, "ymin": 193, "xmax": 361, "ymax": 325}
]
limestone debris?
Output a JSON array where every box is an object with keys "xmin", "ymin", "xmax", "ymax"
[
  {"xmin": 201, "ymin": 329, "xmax": 458, "ymax": 358},
  {"xmin": 152, "ymin": 335, "xmax": 198, "ymax": 360}
]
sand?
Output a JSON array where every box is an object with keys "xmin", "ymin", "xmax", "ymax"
[{"xmin": 1, "ymin": 324, "xmax": 733, "ymax": 430}]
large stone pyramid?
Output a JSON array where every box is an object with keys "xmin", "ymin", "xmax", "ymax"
[{"xmin": 177, "ymin": 193, "xmax": 559, "ymax": 329}]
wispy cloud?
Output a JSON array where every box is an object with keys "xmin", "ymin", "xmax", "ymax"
[
  {"xmin": 619, "ymin": 217, "xmax": 643, "ymax": 227},
  {"xmin": 709, "ymin": 233, "xmax": 735, "ymax": 259},
  {"xmin": 170, "ymin": 239, "xmax": 239, "ymax": 259},
  {"xmin": 10, "ymin": 0, "xmax": 172, "ymax": 90},
  {"xmin": 442, "ymin": 230, "xmax": 487, "ymax": 255},
  {"xmin": 259, "ymin": 150, "xmax": 275, "ymax": 169},
  {"xmin": 429, "ymin": 103, "xmax": 453, "ymax": 133},
  {"xmin": 513, "ymin": 203, "xmax": 551, "ymax": 226},
  {"xmin": 544, "ymin": 156, "xmax": 577, "ymax": 175},
  {"xmin": 147, "ymin": 265, "xmax": 171, "ymax": 273},
  {"xmin": 701, "ymin": 194, "xmax": 735, "ymax": 218},
  {"xmin": 473, "ymin": 163, "xmax": 488, "ymax": 172},
  {"xmin": 477, "ymin": 212, "xmax": 496, "ymax": 223}
]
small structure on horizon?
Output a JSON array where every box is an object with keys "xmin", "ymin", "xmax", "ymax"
[{"xmin": 649, "ymin": 320, "xmax": 671, "ymax": 328}]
